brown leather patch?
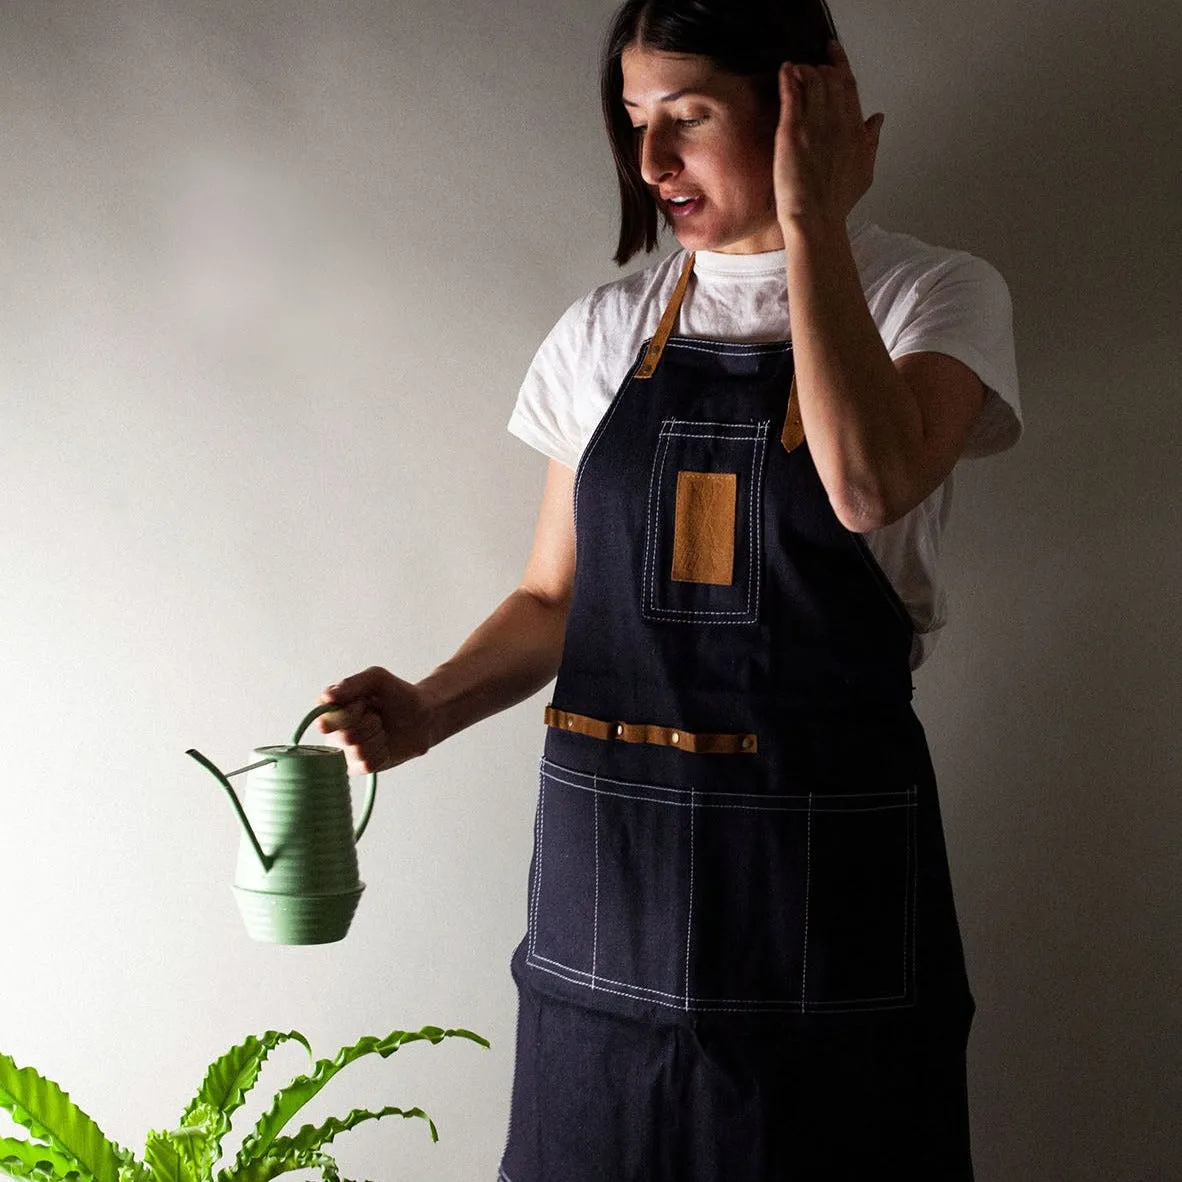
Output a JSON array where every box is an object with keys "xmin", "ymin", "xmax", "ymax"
[
  {"xmin": 672, "ymin": 470, "xmax": 737, "ymax": 585},
  {"xmin": 544, "ymin": 706, "xmax": 757, "ymax": 755},
  {"xmin": 781, "ymin": 374, "xmax": 805, "ymax": 453}
]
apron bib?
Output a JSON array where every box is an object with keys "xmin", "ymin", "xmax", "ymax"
[{"xmin": 500, "ymin": 254, "xmax": 976, "ymax": 1180}]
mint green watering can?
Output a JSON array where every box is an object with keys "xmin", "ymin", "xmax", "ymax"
[{"xmin": 187, "ymin": 705, "xmax": 378, "ymax": 945}]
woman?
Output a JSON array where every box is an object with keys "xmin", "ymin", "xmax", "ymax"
[{"xmin": 321, "ymin": 0, "xmax": 1020, "ymax": 1176}]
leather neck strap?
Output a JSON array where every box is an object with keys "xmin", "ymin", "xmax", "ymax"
[
  {"xmin": 631, "ymin": 249, "xmax": 804, "ymax": 453},
  {"xmin": 634, "ymin": 251, "xmax": 695, "ymax": 381}
]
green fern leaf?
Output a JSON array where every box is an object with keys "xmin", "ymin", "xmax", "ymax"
[
  {"xmin": 116, "ymin": 1160, "xmax": 152, "ymax": 1182},
  {"xmin": 226, "ymin": 1105, "xmax": 434, "ymax": 1182},
  {"xmin": 0, "ymin": 1156, "xmax": 63, "ymax": 1182},
  {"xmin": 0, "ymin": 1135, "xmax": 86, "ymax": 1182},
  {"xmin": 231, "ymin": 1028, "xmax": 486, "ymax": 1172},
  {"xmin": 220, "ymin": 1149, "xmax": 338, "ymax": 1182},
  {"xmin": 0, "ymin": 1055, "xmax": 129, "ymax": 1182},
  {"xmin": 179, "ymin": 1032, "xmax": 310, "ymax": 1161},
  {"xmin": 143, "ymin": 1123, "xmax": 216, "ymax": 1182}
]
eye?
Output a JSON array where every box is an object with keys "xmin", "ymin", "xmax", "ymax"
[{"xmin": 676, "ymin": 117, "xmax": 704, "ymax": 128}]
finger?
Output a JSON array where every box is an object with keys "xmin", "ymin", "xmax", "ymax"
[
  {"xmin": 863, "ymin": 112, "xmax": 885, "ymax": 157},
  {"xmin": 821, "ymin": 62, "xmax": 848, "ymax": 115},
  {"xmin": 349, "ymin": 740, "xmax": 391, "ymax": 777},
  {"xmin": 825, "ymin": 40, "xmax": 863, "ymax": 113},
  {"xmin": 829, "ymin": 39, "xmax": 858, "ymax": 93},
  {"xmin": 339, "ymin": 710, "xmax": 385, "ymax": 748},
  {"xmin": 316, "ymin": 701, "xmax": 365, "ymax": 735},
  {"xmin": 320, "ymin": 666, "xmax": 388, "ymax": 707},
  {"xmin": 794, "ymin": 64, "xmax": 824, "ymax": 116},
  {"xmin": 778, "ymin": 61, "xmax": 801, "ymax": 125}
]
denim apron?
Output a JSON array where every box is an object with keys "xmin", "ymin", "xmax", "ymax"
[{"xmin": 499, "ymin": 253, "xmax": 977, "ymax": 1180}]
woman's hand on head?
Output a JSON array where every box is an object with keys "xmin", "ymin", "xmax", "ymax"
[
  {"xmin": 317, "ymin": 667, "xmax": 432, "ymax": 775},
  {"xmin": 774, "ymin": 40, "xmax": 885, "ymax": 229}
]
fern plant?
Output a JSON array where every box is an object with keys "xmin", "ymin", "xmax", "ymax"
[{"xmin": 0, "ymin": 1025, "xmax": 487, "ymax": 1182}]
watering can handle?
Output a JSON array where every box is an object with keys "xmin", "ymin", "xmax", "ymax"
[{"xmin": 292, "ymin": 704, "xmax": 379, "ymax": 843}]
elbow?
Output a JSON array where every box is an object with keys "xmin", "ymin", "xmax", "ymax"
[
  {"xmin": 518, "ymin": 580, "xmax": 573, "ymax": 618},
  {"xmin": 826, "ymin": 480, "xmax": 912, "ymax": 534}
]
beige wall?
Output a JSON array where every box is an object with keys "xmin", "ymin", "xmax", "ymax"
[{"xmin": 2, "ymin": 1, "xmax": 1178, "ymax": 1177}]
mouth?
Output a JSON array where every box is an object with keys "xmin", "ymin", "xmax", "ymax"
[{"xmin": 661, "ymin": 194, "xmax": 703, "ymax": 219}]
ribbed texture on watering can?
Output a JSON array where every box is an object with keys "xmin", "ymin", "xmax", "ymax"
[
  {"xmin": 232, "ymin": 747, "xmax": 362, "ymax": 897},
  {"xmin": 233, "ymin": 884, "xmax": 363, "ymax": 945}
]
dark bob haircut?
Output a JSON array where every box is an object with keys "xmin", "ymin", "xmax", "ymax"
[{"xmin": 600, "ymin": 0, "xmax": 839, "ymax": 265}]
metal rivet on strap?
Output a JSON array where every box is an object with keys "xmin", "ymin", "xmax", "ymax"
[
  {"xmin": 742, "ymin": 736, "xmax": 753, "ymax": 750},
  {"xmin": 671, "ymin": 732, "xmax": 680, "ymax": 744},
  {"xmin": 566, "ymin": 717, "xmax": 574, "ymax": 728},
  {"xmin": 615, "ymin": 724, "xmax": 624, "ymax": 736}
]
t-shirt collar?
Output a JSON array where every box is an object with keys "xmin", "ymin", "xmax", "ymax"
[{"xmin": 693, "ymin": 209, "xmax": 871, "ymax": 277}]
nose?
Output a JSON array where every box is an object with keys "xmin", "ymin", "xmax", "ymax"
[{"xmin": 638, "ymin": 126, "xmax": 681, "ymax": 186}]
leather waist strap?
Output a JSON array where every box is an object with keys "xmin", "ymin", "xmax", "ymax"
[{"xmin": 545, "ymin": 706, "xmax": 757, "ymax": 755}]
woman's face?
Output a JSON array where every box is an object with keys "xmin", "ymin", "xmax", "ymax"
[{"xmin": 621, "ymin": 45, "xmax": 782, "ymax": 255}]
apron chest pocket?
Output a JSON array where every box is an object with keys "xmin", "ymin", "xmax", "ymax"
[
  {"xmin": 642, "ymin": 419, "xmax": 771, "ymax": 626},
  {"xmin": 527, "ymin": 758, "xmax": 917, "ymax": 1014}
]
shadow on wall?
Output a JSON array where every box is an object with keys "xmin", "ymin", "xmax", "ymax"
[{"xmin": 864, "ymin": 2, "xmax": 1180, "ymax": 1179}]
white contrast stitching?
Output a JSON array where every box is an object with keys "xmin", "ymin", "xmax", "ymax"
[
  {"xmin": 573, "ymin": 333, "xmax": 788, "ymax": 538},
  {"xmin": 523, "ymin": 955, "xmax": 913, "ymax": 1013},
  {"xmin": 906, "ymin": 783, "xmax": 918, "ymax": 997},
  {"xmin": 540, "ymin": 760, "xmax": 914, "ymax": 813},
  {"xmin": 529, "ymin": 953, "xmax": 685, "ymax": 998},
  {"xmin": 525, "ymin": 947, "xmax": 911, "ymax": 1008},
  {"xmin": 527, "ymin": 765, "xmax": 545, "ymax": 960},
  {"xmin": 642, "ymin": 428, "xmax": 675, "ymax": 617},
  {"xmin": 750, "ymin": 425, "xmax": 767, "ymax": 617},
  {"xmin": 592, "ymin": 783, "xmax": 600, "ymax": 990},
  {"xmin": 801, "ymin": 791, "xmax": 813, "ymax": 1014},
  {"xmin": 542, "ymin": 758, "xmax": 916, "ymax": 802},
  {"xmin": 901, "ymin": 783, "xmax": 911, "ymax": 995},
  {"xmin": 662, "ymin": 416, "xmax": 772, "ymax": 427},
  {"xmin": 527, "ymin": 762, "xmax": 917, "ymax": 1012},
  {"xmin": 641, "ymin": 420, "xmax": 769, "ymax": 624},
  {"xmin": 663, "ymin": 340, "xmax": 791, "ymax": 357},
  {"xmin": 658, "ymin": 430, "xmax": 768, "ymax": 440},
  {"xmin": 685, "ymin": 790, "xmax": 695, "ymax": 1010},
  {"xmin": 529, "ymin": 950, "xmax": 912, "ymax": 1007},
  {"xmin": 545, "ymin": 779, "xmax": 911, "ymax": 814}
]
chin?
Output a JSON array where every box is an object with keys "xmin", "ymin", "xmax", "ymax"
[
  {"xmin": 671, "ymin": 225, "xmax": 728, "ymax": 251},
  {"xmin": 671, "ymin": 222, "xmax": 781, "ymax": 255}
]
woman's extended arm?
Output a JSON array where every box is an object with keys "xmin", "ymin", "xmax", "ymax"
[
  {"xmin": 775, "ymin": 43, "xmax": 986, "ymax": 533},
  {"xmin": 317, "ymin": 459, "xmax": 576, "ymax": 774}
]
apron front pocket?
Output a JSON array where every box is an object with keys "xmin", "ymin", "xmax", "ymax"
[
  {"xmin": 527, "ymin": 758, "xmax": 917, "ymax": 1014},
  {"xmin": 642, "ymin": 418, "xmax": 770, "ymax": 626},
  {"xmin": 527, "ymin": 759, "xmax": 692, "ymax": 1005},
  {"xmin": 691, "ymin": 785, "xmax": 918, "ymax": 1012}
]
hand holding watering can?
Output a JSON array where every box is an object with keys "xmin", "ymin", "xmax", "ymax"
[{"xmin": 315, "ymin": 667, "xmax": 434, "ymax": 775}]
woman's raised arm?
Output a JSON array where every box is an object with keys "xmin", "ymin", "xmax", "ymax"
[
  {"xmin": 775, "ymin": 44, "xmax": 986, "ymax": 532},
  {"xmin": 318, "ymin": 459, "xmax": 576, "ymax": 774}
]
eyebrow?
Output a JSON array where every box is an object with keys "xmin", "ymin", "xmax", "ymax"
[{"xmin": 621, "ymin": 88, "xmax": 707, "ymax": 107}]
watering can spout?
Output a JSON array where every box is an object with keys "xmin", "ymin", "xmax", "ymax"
[{"xmin": 186, "ymin": 747, "xmax": 275, "ymax": 872}]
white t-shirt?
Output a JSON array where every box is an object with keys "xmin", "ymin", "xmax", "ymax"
[{"xmin": 508, "ymin": 219, "xmax": 1022, "ymax": 667}]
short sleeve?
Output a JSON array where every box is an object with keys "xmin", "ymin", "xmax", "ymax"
[
  {"xmin": 507, "ymin": 294, "xmax": 594, "ymax": 470},
  {"xmin": 889, "ymin": 254, "xmax": 1022, "ymax": 458}
]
